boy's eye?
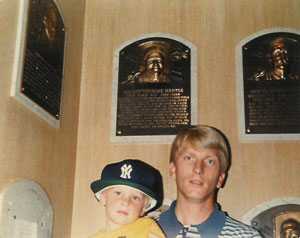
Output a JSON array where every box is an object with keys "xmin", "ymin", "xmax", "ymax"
[
  {"xmin": 132, "ymin": 195, "xmax": 140, "ymax": 201},
  {"xmin": 114, "ymin": 191, "xmax": 121, "ymax": 196}
]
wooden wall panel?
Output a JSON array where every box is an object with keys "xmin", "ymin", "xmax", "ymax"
[
  {"xmin": 0, "ymin": 0, "xmax": 85, "ymax": 237},
  {"xmin": 72, "ymin": 0, "xmax": 300, "ymax": 237}
]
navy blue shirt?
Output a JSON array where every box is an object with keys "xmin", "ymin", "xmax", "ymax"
[{"xmin": 158, "ymin": 200, "xmax": 226, "ymax": 238}]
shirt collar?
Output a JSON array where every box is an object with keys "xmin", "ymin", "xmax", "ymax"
[
  {"xmin": 158, "ymin": 200, "xmax": 183, "ymax": 237},
  {"xmin": 159, "ymin": 200, "xmax": 226, "ymax": 238},
  {"xmin": 193, "ymin": 202, "xmax": 226, "ymax": 237}
]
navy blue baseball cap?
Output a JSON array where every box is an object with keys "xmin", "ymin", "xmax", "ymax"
[{"xmin": 90, "ymin": 159, "xmax": 163, "ymax": 212}]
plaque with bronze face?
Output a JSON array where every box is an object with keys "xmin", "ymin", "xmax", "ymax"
[
  {"xmin": 21, "ymin": 0, "xmax": 66, "ymax": 120},
  {"xmin": 236, "ymin": 29, "xmax": 300, "ymax": 141},
  {"xmin": 111, "ymin": 34, "xmax": 197, "ymax": 142},
  {"xmin": 250, "ymin": 204, "xmax": 300, "ymax": 238}
]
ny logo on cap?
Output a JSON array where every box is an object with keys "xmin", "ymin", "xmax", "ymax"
[{"xmin": 120, "ymin": 164, "xmax": 133, "ymax": 179}]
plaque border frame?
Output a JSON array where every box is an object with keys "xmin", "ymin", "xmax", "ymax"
[
  {"xmin": 110, "ymin": 33, "xmax": 198, "ymax": 143},
  {"xmin": 242, "ymin": 197, "xmax": 300, "ymax": 228},
  {"xmin": 235, "ymin": 27, "xmax": 300, "ymax": 142},
  {"xmin": 10, "ymin": 0, "xmax": 67, "ymax": 129},
  {"xmin": 0, "ymin": 179, "xmax": 54, "ymax": 238}
]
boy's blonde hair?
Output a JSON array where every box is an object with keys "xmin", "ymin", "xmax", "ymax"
[{"xmin": 170, "ymin": 125, "xmax": 230, "ymax": 173}]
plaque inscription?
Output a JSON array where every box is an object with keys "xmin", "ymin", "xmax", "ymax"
[
  {"xmin": 242, "ymin": 32, "xmax": 300, "ymax": 135},
  {"xmin": 112, "ymin": 36, "xmax": 196, "ymax": 139},
  {"xmin": 117, "ymin": 88, "xmax": 189, "ymax": 135}
]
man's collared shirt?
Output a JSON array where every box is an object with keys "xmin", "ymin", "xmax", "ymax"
[{"xmin": 157, "ymin": 201, "xmax": 262, "ymax": 238}]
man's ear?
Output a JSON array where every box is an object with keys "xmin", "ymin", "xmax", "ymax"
[
  {"xmin": 216, "ymin": 172, "xmax": 226, "ymax": 189},
  {"xmin": 169, "ymin": 162, "xmax": 176, "ymax": 180}
]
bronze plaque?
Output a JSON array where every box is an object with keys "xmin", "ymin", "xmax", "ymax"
[
  {"xmin": 242, "ymin": 32, "xmax": 300, "ymax": 135},
  {"xmin": 250, "ymin": 204, "xmax": 300, "ymax": 238},
  {"xmin": 21, "ymin": 0, "xmax": 66, "ymax": 119},
  {"xmin": 112, "ymin": 36, "xmax": 196, "ymax": 140}
]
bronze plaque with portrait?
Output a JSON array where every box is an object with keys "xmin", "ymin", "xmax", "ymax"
[
  {"xmin": 21, "ymin": 0, "xmax": 66, "ymax": 119},
  {"xmin": 242, "ymin": 32, "xmax": 300, "ymax": 135},
  {"xmin": 250, "ymin": 204, "xmax": 300, "ymax": 238},
  {"xmin": 113, "ymin": 36, "xmax": 195, "ymax": 139}
]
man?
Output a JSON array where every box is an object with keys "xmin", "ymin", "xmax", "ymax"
[
  {"xmin": 252, "ymin": 37, "xmax": 299, "ymax": 81},
  {"xmin": 280, "ymin": 218, "xmax": 300, "ymax": 238},
  {"xmin": 157, "ymin": 125, "xmax": 262, "ymax": 238},
  {"xmin": 137, "ymin": 45, "xmax": 170, "ymax": 83},
  {"xmin": 123, "ymin": 41, "xmax": 170, "ymax": 85}
]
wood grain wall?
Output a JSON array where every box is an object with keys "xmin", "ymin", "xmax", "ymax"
[
  {"xmin": 0, "ymin": 0, "xmax": 84, "ymax": 237},
  {"xmin": 1, "ymin": 1, "xmax": 299, "ymax": 238},
  {"xmin": 71, "ymin": 1, "xmax": 300, "ymax": 237}
]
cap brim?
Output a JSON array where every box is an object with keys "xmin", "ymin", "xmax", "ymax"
[{"xmin": 91, "ymin": 179, "xmax": 157, "ymax": 211}]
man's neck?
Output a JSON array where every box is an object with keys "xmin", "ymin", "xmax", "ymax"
[
  {"xmin": 174, "ymin": 198, "xmax": 215, "ymax": 226},
  {"xmin": 272, "ymin": 68, "xmax": 286, "ymax": 80}
]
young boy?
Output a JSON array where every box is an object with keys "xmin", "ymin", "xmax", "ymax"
[{"xmin": 90, "ymin": 159, "xmax": 165, "ymax": 238}]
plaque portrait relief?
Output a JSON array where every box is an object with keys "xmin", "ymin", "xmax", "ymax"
[
  {"xmin": 275, "ymin": 212, "xmax": 300, "ymax": 238},
  {"xmin": 247, "ymin": 36, "xmax": 300, "ymax": 81},
  {"xmin": 125, "ymin": 41, "xmax": 171, "ymax": 84},
  {"xmin": 111, "ymin": 34, "xmax": 197, "ymax": 143},
  {"xmin": 247, "ymin": 203, "xmax": 300, "ymax": 238},
  {"xmin": 236, "ymin": 29, "xmax": 300, "ymax": 141},
  {"xmin": 11, "ymin": 0, "xmax": 66, "ymax": 128}
]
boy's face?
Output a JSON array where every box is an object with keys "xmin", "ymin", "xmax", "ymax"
[
  {"xmin": 100, "ymin": 185, "xmax": 147, "ymax": 231},
  {"xmin": 169, "ymin": 142, "xmax": 225, "ymax": 205}
]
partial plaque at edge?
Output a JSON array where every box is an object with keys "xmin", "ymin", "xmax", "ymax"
[{"xmin": 21, "ymin": 0, "xmax": 66, "ymax": 119}]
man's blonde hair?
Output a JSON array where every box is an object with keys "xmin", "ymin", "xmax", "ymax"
[{"xmin": 170, "ymin": 125, "xmax": 230, "ymax": 173}]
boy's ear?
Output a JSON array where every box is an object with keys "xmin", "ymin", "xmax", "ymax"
[
  {"xmin": 98, "ymin": 192, "xmax": 106, "ymax": 205},
  {"xmin": 140, "ymin": 206, "xmax": 146, "ymax": 216}
]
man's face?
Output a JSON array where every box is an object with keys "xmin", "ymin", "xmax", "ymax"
[
  {"xmin": 169, "ymin": 142, "xmax": 225, "ymax": 204},
  {"xmin": 146, "ymin": 52, "xmax": 164, "ymax": 73},
  {"xmin": 271, "ymin": 43, "xmax": 289, "ymax": 69},
  {"xmin": 281, "ymin": 228, "xmax": 300, "ymax": 238},
  {"xmin": 100, "ymin": 185, "xmax": 147, "ymax": 231}
]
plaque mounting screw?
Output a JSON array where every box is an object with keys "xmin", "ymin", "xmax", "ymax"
[{"xmin": 252, "ymin": 221, "xmax": 257, "ymax": 226}]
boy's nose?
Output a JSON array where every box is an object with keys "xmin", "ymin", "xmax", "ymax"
[{"xmin": 121, "ymin": 196, "xmax": 130, "ymax": 206}]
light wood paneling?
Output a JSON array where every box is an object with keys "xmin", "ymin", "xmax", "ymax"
[
  {"xmin": 72, "ymin": 1, "xmax": 300, "ymax": 237},
  {"xmin": 0, "ymin": 0, "xmax": 85, "ymax": 237}
]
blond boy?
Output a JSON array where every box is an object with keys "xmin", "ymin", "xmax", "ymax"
[{"xmin": 90, "ymin": 159, "xmax": 165, "ymax": 238}]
